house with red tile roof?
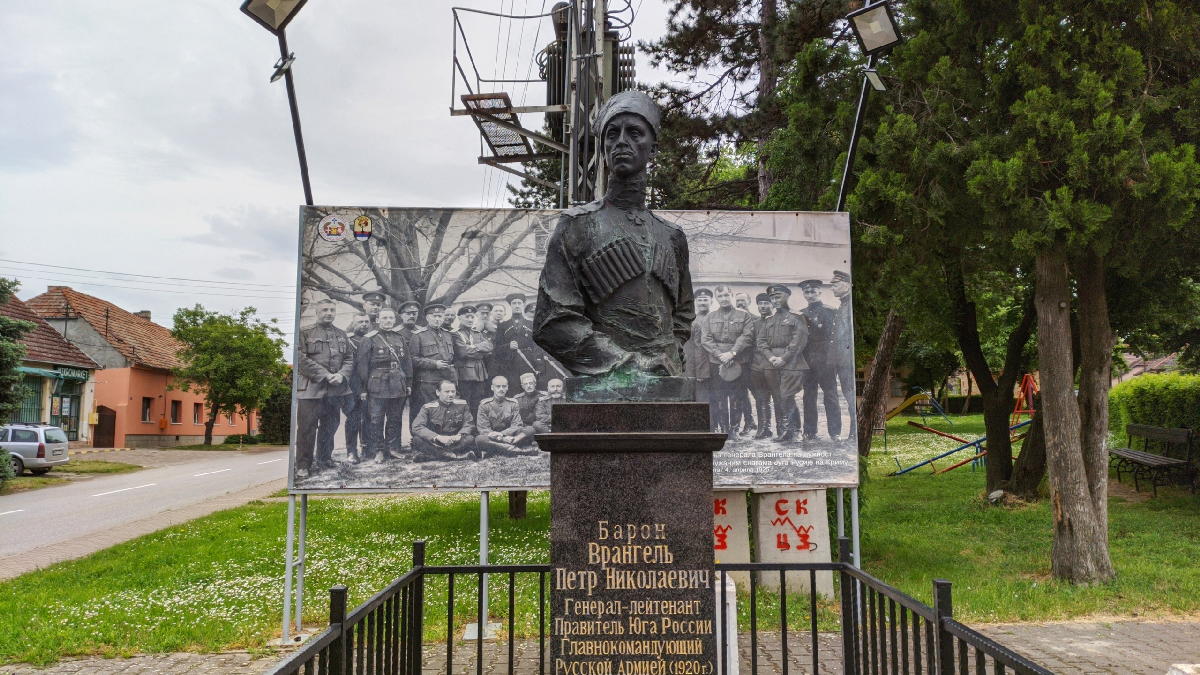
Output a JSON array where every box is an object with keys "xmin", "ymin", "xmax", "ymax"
[
  {"xmin": 0, "ymin": 295, "xmax": 98, "ymax": 443},
  {"xmin": 27, "ymin": 287, "xmax": 256, "ymax": 448}
]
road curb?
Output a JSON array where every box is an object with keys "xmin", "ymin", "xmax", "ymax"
[{"xmin": 72, "ymin": 447, "xmax": 133, "ymax": 455}]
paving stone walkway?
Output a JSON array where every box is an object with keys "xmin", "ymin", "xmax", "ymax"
[{"xmin": 3, "ymin": 620, "xmax": 1198, "ymax": 674}]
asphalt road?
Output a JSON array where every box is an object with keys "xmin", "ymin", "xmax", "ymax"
[{"xmin": 0, "ymin": 448, "xmax": 288, "ymax": 578}]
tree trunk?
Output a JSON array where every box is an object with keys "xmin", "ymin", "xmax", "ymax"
[
  {"xmin": 755, "ymin": 0, "xmax": 778, "ymax": 202},
  {"xmin": 508, "ymin": 490, "xmax": 527, "ymax": 519},
  {"xmin": 204, "ymin": 410, "xmax": 217, "ymax": 446},
  {"xmin": 1009, "ymin": 398, "xmax": 1046, "ymax": 500},
  {"xmin": 857, "ymin": 310, "xmax": 905, "ymax": 456},
  {"xmin": 1035, "ymin": 249, "xmax": 1114, "ymax": 584},
  {"xmin": 1075, "ymin": 251, "xmax": 1115, "ymax": 562},
  {"xmin": 960, "ymin": 372, "xmax": 973, "ymax": 414},
  {"xmin": 945, "ymin": 258, "xmax": 1035, "ymax": 491}
]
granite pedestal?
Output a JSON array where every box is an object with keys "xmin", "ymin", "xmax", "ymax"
[{"xmin": 538, "ymin": 399, "xmax": 727, "ymax": 675}]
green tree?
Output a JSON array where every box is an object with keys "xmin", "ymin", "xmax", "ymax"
[
  {"xmin": 965, "ymin": 0, "xmax": 1200, "ymax": 583},
  {"xmin": 171, "ymin": 306, "xmax": 290, "ymax": 446},
  {"xmin": 0, "ymin": 279, "xmax": 34, "ymax": 423},
  {"xmin": 257, "ymin": 366, "xmax": 293, "ymax": 445}
]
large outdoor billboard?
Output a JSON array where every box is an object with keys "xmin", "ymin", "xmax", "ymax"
[{"xmin": 288, "ymin": 206, "xmax": 857, "ymax": 492}]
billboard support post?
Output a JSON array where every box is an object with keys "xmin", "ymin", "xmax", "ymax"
[
  {"xmin": 295, "ymin": 494, "xmax": 309, "ymax": 633},
  {"xmin": 281, "ymin": 494, "xmax": 296, "ymax": 644}
]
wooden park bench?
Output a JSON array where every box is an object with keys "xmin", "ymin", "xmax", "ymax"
[{"xmin": 1109, "ymin": 424, "xmax": 1197, "ymax": 496}]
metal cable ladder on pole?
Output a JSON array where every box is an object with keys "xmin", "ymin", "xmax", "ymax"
[{"xmin": 449, "ymin": 2, "xmax": 636, "ymax": 208}]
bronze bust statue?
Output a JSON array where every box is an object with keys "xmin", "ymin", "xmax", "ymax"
[{"xmin": 533, "ymin": 91, "xmax": 695, "ymax": 377}]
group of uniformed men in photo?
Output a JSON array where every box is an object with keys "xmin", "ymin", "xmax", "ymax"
[
  {"xmin": 683, "ymin": 271, "xmax": 854, "ymax": 444},
  {"xmin": 295, "ymin": 291, "xmax": 568, "ymax": 476}
]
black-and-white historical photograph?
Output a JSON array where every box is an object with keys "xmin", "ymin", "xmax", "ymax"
[{"xmin": 290, "ymin": 206, "xmax": 857, "ymax": 491}]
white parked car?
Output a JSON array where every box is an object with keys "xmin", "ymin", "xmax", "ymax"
[{"xmin": 1, "ymin": 423, "xmax": 71, "ymax": 475}]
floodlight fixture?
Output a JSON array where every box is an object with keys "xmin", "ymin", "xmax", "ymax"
[
  {"xmin": 847, "ymin": 1, "xmax": 901, "ymax": 56},
  {"xmin": 270, "ymin": 53, "xmax": 296, "ymax": 83},
  {"xmin": 864, "ymin": 68, "xmax": 886, "ymax": 91},
  {"xmin": 241, "ymin": 0, "xmax": 309, "ymax": 35}
]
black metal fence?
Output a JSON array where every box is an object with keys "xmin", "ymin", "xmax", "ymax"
[{"xmin": 265, "ymin": 540, "xmax": 1050, "ymax": 675}]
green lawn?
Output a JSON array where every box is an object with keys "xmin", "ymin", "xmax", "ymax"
[
  {"xmin": 62, "ymin": 460, "xmax": 143, "ymax": 475},
  {"xmin": 0, "ymin": 460, "xmax": 141, "ymax": 495},
  {"xmin": 865, "ymin": 414, "xmax": 1200, "ymax": 622},
  {"xmin": 0, "ymin": 414, "xmax": 1197, "ymax": 665}
]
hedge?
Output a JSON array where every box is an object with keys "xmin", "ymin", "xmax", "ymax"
[{"xmin": 1109, "ymin": 373, "xmax": 1200, "ymax": 435}]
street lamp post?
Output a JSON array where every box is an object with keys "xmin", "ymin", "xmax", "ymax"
[
  {"xmin": 241, "ymin": 0, "xmax": 314, "ymax": 206},
  {"xmin": 835, "ymin": 1, "xmax": 902, "ymax": 211}
]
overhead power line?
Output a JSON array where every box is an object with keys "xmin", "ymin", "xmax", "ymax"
[
  {"xmin": 0, "ymin": 258, "xmax": 294, "ymax": 289},
  {"xmin": 5, "ymin": 272, "xmax": 296, "ymax": 301}
]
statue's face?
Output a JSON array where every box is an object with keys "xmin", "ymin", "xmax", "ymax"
[
  {"xmin": 603, "ymin": 113, "xmax": 656, "ymax": 179},
  {"xmin": 832, "ymin": 279, "xmax": 851, "ymax": 297},
  {"xmin": 351, "ymin": 314, "xmax": 371, "ymax": 335},
  {"xmin": 803, "ymin": 286, "xmax": 822, "ymax": 303},
  {"xmin": 364, "ymin": 297, "xmax": 382, "ymax": 316},
  {"xmin": 757, "ymin": 300, "xmax": 773, "ymax": 316},
  {"xmin": 548, "ymin": 379, "xmax": 564, "ymax": 395},
  {"xmin": 437, "ymin": 382, "xmax": 457, "ymax": 403},
  {"xmin": 400, "ymin": 308, "xmax": 417, "ymax": 325},
  {"xmin": 460, "ymin": 312, "xmax": 476, "ymax": 329},
  {"xmin": 520, "ymin": 374, "xmax": 537, "ymax": 393},
  {"xmin": 695, "ymin": 295, "xmax": 711, "ymax": 313}
]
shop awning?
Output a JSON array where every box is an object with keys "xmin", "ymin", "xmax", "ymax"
[
  {"xmin": 15, "ymin": 366, "xmax": 88, "ymax": 380},
  {"xmin": 17, "ymin": 366, "xmax": 62, "ymax": 379}
]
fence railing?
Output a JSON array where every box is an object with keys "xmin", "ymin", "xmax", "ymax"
[{"xmin": 265, "ymin": 539, "xmax": 1051, "ymax": 675}]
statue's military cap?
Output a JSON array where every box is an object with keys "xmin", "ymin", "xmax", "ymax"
[
  {"xmin": 592, "ymin": 90, "xmax": 662, "ymax": 139},
  {"xmin": 695, "ymin": 287, "xmax": 714, "ymax": 299},
  {"xmin": 766, "ymin": 284, "xmax": 791, "ymax": 296},
  {"xmin": 397, "ymin": 300, "xmax": 420, "ymax": 313},
  {"xmin": 457, "ymin": 306, "xmax": 476, "ymax": 316},
  {"xmin": 798, "ymin": 279, "xmax": 824, "ymax": 290}
]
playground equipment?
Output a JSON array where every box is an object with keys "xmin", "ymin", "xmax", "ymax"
[
  {"xmin": 1011, "ymin": 373, "xmax": 1039, "ymax": 426},
  {"xmin": 888, "ymin": 419, "xmax": 1032, "ymax": 476},
  {"xmin": 885, "ymin": 388, "xmax": 953, "ymax": 425}
]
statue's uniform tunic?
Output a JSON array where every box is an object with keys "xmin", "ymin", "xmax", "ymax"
[
  {"xmin": 475, "ymin": 396, "xmax": 532, "ymax": 456},
  {"xmin": 533, "ymin": 201, "xmax": 695, "ymax": 376},
  {"xmin": 296, "ymin": 322, "xmax": 353, "ymax": 473},
  {"xmin": 833, "ymin": 296, "xmax": 856, "ymax": 432},
  {"xmin": 409, "ymin": 326, "xmax": 457, "ymax": 423},
  {"xmin": 801, "ymin": 301, "xmax": 841, "ymax": 439},
  {"xmin": 353, "ymin": 329, "xmax": 411, "ymax": 460},
  {"xmin": 757, "ymin": 309, "xmax": 808, "ymax": 435},
  {"xmin": 700, "ymin": 307, "xmax": 756, "ymax": 433},
  {"xmin": 453, "ymin": 327, "xmax": 493, "ymax": 416},
  {"xmin": 513, "ymin": 389, "xmax": 545, "ymax": 438},
  {"xmin": 411, "ymin": 399, "xmax": 475, "ymax": 461}
]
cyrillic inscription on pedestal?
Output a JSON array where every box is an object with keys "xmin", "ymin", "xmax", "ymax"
[{"xmin": 542, "ymin": 403, "xmax": 724, "ymax": 675}]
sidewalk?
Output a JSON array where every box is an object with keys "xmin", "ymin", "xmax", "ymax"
[{"xmin": 3, "ymin": 620, "xmax": 1197, "ymax": 674}]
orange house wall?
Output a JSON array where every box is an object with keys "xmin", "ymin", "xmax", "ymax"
[{"xmin": 91, "ymin": 366, "xmax": 256, "ymax": 447}]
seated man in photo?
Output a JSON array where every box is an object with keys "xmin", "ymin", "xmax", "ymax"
[
  {"xmin": 532, "ymin": 377, "xmax": 565, "ymax": 434},
  {"xmin": 411, "ymin": 380, "xmax": 476, "ymax": 462},
  {"xmin": 512, "ymin": 371, "xmax": 545, "ymax": 439},
  {"xmin": 475, "ymin": 376, "xmax": 537, "ymax": 458}
]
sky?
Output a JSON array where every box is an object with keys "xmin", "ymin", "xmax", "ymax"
[{"xmin": 0, "ymin": 0, "xmax": 678, "ymax": 341}]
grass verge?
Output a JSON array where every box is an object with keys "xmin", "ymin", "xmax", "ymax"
[
  {"xmin": 0, "ymin": 414, "xmax": 1197, "ymax": 665},
  {"xmin": 61, "ymin": 460, "xmax": 142, "ymax": 475},
  {"xmin": 0, "ymin": 461, "xmax": 142, "ymax": 494}
]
